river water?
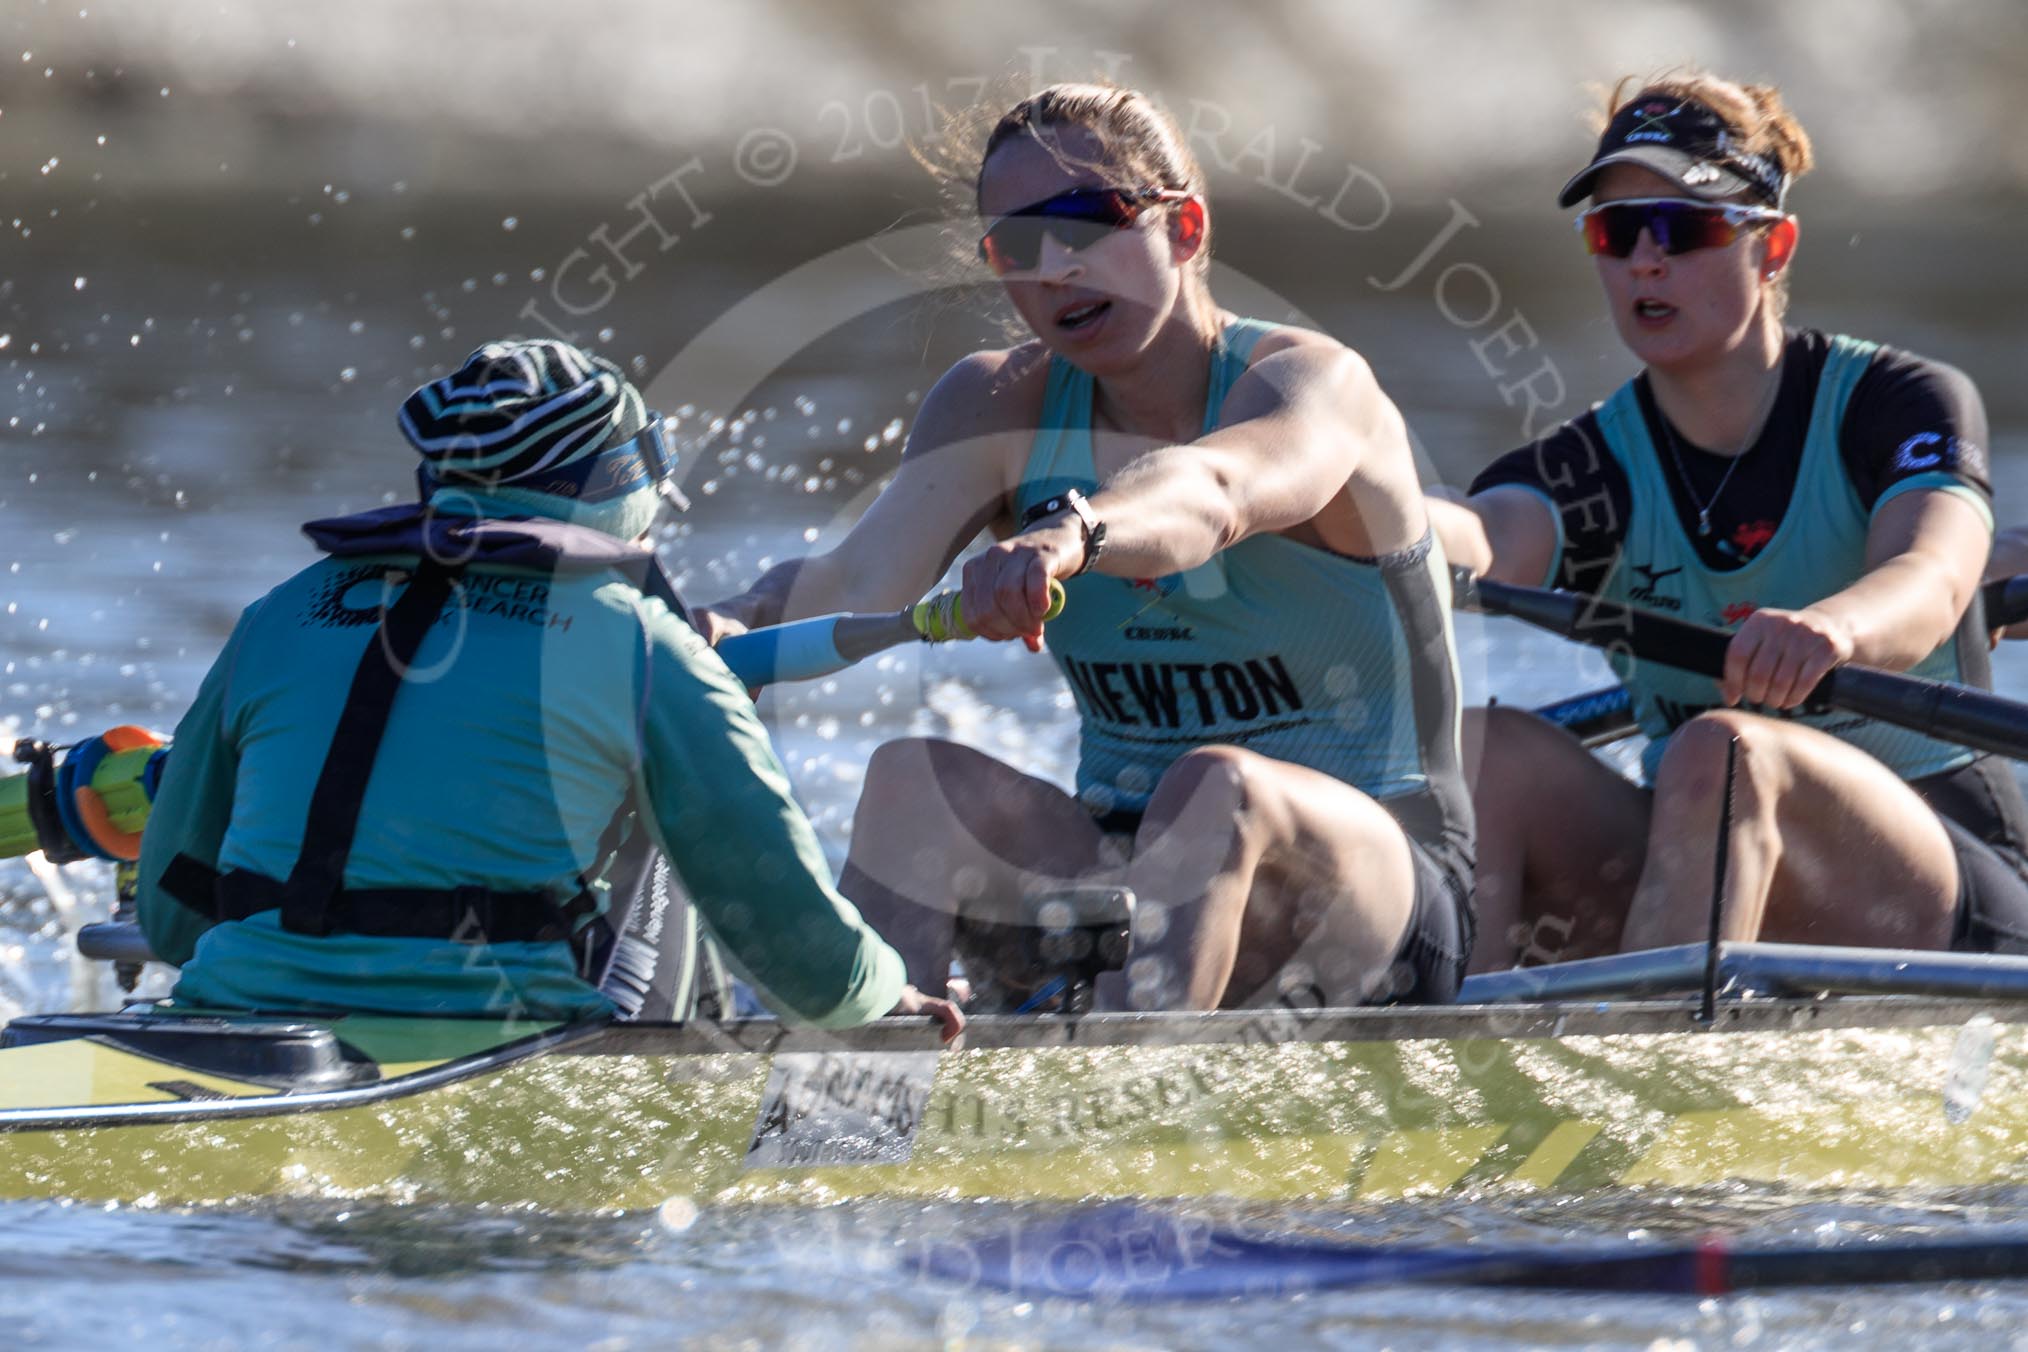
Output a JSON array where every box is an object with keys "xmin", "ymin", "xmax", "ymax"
[{"xmin": 9, "ymin": 88, "xmax": 2028, "ymax": 1352}]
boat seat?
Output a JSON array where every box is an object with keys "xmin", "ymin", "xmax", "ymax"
[{"xmin": 0, "ymin": 1012, "xmax": 378, "ymax": 1090}]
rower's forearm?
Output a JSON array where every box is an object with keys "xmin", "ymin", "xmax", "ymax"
[
  {"xmin": 1815, "ymin": 554, "xmax": 1975, "ymax": 670},
  {"xmin": 1082, "ymin": 457, "xmax": 1244, "ymax": 577},
  {"xmin": 641, "ymin": 627, "xmax": 906, "ymax": 1026}
]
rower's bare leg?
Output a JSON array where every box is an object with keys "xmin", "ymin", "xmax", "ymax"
[
  {"xmin": 840, "ymin": 737, "xmax": 1117, "ymax": 994},
  {"xmin": 1093, "ymin": 746, "xmax": 1417, "ymax": 1011},
  {"xmin": 1620, "ymin": 710, "xmax": 1958, "ymax": 951},
  {"xmin": 1465, "ymin": 706, "xmax": 1650, "ymax": 972}
]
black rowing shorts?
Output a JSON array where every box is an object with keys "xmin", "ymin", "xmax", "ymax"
[{"xmin": 1913, "ymin": 756, "xmax": 2028, "ymax": 955}]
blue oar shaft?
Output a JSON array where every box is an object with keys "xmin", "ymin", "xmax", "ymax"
[{"xmin": 715, "ymin": 611, "xmax": 917, "ymax": 688}]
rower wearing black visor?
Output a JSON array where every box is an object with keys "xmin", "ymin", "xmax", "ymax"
[{"xmin": 1429, "ymin": 71, "xmax": 2028, "ymax": 966}]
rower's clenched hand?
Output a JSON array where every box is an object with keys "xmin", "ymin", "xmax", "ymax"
[
  {"xmin": 691, "ymin": 605, "xmax": 748, "ymax": 650},
  {"xmin": 890, "ymin": 983, "xmax": 966, "ymax": 1045},
  {"xmin": 960, "ymin": 523, "xmax": 1082, "ymax": 651},
  {"xmin": 1722, "ymin": 606, "xmax": 1856, "ymax": 709},
  {"xmin": 690, "ymin": 606, "xmax": 763, "ymax": 700}
]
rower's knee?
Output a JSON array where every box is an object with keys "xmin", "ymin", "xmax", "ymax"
[
  {"xmin": 860, "ymin": 736, "xmax": 929, "ymax": 803},
  {"xmin": 1143, "ymin": 745, "xmax": 1256, "ymax": 835},
  {"xmin": 858, "ymin": 736, "xmax": 972, "ymax": 821},
  {"xmin": 1468, "ymin": 704, "xmax": 1590, "ymax": 806},
  {"xmin": 1652, "ymin": 711, "xmax": 1777, "ymax": 808}
]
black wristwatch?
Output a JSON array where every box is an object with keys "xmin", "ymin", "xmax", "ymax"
[{"xmin": 1027, "ymin": 488, "xmax": 1106, "ymax": 576}]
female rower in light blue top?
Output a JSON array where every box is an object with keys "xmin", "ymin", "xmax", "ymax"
[
  {"xmin": 699, "ymin": 84, "xmax": 1473, "ymax": 1012},
  {"xmin": 1430, "ymin": 71, "xmax": 2028, "ymax": 966}
]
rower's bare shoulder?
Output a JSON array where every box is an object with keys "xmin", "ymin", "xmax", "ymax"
[
  {"xmin": 1228, "ymin": 327, "xmax": 1383, "ymax": 415},
  {"xmin": 1246, "ymin": 324, "xmax": 1345, "ymax": 364},
  {"xmin": 905, "ymin": 343, "xmax": 1052, "ymax": 460}
]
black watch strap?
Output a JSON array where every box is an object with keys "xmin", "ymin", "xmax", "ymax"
[{"xmin": 1023, "ymin": 488, "xmax": 1106, "ymax": 576}]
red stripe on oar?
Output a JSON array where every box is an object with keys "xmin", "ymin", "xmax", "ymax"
[{"xmin": 1694, "ymin": 1235, "xmax": 1731, "ymax": 1296}]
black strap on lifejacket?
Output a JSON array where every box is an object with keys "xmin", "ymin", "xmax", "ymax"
[
  {"xmin": 162, "ymin": 557, "xmax": 617, "ymax": 975},
  {"xmin": 280, "ymin": 558, "xmax": 462, "ymax": 935}
]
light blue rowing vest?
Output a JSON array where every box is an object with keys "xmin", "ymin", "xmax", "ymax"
[
  {"xmin": 1014, "ymin": 319, "xmax": 1466, "ymax": 833},
  {"xmin": 1595, "ymin": 333, "xmax": 1978, "ymax": 784}
]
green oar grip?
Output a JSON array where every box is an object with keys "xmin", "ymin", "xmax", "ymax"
[
  {"xmin": 0, "ymin": 744, "xmax": 161, "ymax": 860},
  {"xmin": 912, "ymin": 578, "xmax": 1067, "ymax": 643}
]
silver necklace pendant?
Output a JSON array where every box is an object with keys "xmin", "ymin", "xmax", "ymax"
[{"xmin": 1698, "ymin": 509, "xmax": 1713, "ymax": 537}]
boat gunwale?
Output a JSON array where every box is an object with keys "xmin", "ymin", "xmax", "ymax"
[
  {"xmin": 582, "ymin": 991, "xmax": 2028, "ymax": 1055},
  {"xmin": 0, "ymin": 1017, "xmax": 609, "ymax": 1133}
]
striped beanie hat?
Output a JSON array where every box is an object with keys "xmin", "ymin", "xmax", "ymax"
[{"xmin": 398, "ymin": 339, "xmax": 673, "ymax": 539}]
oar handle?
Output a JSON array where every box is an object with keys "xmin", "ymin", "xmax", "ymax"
[
  {"xmin": 908, "ymin": 578, "xmax": 1066, "ymax": 643},
  {"xmin": 716, "ymin": 579, "xmax": 1067, "ymax": 688}
]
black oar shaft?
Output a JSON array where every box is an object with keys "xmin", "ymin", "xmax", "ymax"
[
  {"xmin": 1988, "ymin": 573, "xmax": 2028, "ymax": 629},
  {"xmin": 1530, "ymin": 574, "xmax": 2028, "ymax": 750},
  {"xmin": 1465, "ymin": 572, "xmax": 2028, "ymax": 763}
]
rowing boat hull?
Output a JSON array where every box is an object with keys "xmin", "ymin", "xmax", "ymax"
[{"xmin": 2, "ymin": 997, "xmax": 2023, "ymax": 1210}]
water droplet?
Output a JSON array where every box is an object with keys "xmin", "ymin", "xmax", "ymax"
[
  {"xmin": 71, "ymin": 276, "xmax": 85, "ymax": 291},
  {"xmin": 339, "ymin": 367, "xmax": 357, "ymax": 383},
  {"xmin": 502, "ymin": 217, "xmax": 518, "ymax": 231}
]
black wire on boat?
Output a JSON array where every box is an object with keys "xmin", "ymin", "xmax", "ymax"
[{"xmin": 1700, "ymin": 735, "xmax": 1738, "ymax": 1024}]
